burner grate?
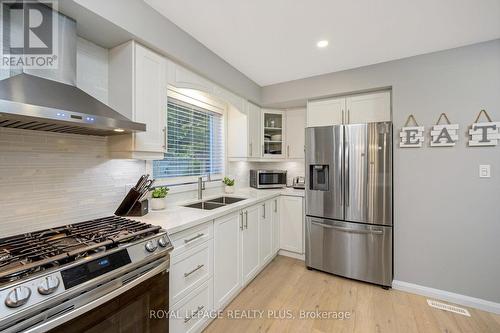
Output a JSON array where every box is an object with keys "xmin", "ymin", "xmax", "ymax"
[{"xmin": 0, "ymin": 216, "xmax": 160, "ymax": 283}]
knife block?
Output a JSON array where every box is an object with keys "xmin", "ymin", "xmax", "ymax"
[{"xmin": 126, "ymin": 199, "xmax": 149, "ymax": 217}]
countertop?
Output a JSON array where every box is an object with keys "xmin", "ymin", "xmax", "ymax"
[{"xmin": 135, "ymin": 187, "xmax": 304, "ymax": 235}]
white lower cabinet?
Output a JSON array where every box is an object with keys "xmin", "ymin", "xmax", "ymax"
[
  {"xmin": 271, "ymin": 197, "xmax": 280, "ymax": 254},
  {"xmin": 259, "ymin": 200, "xmax": 273, "ymax": 265},
  {"xmin": 169, "ymin": 222, "xmax": 214, "ymax": 333},
  {"xmin": 279, "ymin": 196, "xmax": 304, "ymax": 254},
  {"xmin": 241, "ymin": 204, "xmax": 260, "ymax": 285},
  {"xmin": 172, "ymin": 196, "xmax": 304, "ymax": 331},
  {"xmin": 213, "ymin": 212, "xmax": 241, "ymax": 310},
  {"xmin": 170, "ymin": 279, "xmax": 213, "ymax": 333},
  {"xmin": 170, "ymin": 241, "xmax": 213, "ymax": 306}
]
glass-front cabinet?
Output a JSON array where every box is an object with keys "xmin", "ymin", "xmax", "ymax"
[{"xmin": 262, "ymin": 109, "xmax": 286, "ymax": 158}]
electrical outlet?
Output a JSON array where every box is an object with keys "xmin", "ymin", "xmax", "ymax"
[{"xmin": 479, "ymin": 165, "xmax": 491, "ymax": 178}]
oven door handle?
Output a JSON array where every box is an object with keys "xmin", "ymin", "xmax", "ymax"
[{"xmin": 22, "ymin": 259, "xmax": 169, "ymax": 333}]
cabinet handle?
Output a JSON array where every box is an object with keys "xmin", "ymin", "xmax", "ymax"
[
  {"xmin": 184, "ymin": 305, "xmax": 205, "ymax": 323},
  {"xmin": 274, "ymin": 199, "xmax": 278, "ymax": 212},
  {"xmin": 184, "ymin": 264, "xmax": 205, "ymax": 278},
  {"xmin": 240, "ymin": 212, "xmax": 244, "ymax": 230},
  {"xmin": 244, "ymin": 210, "xmax": 248, "ymax": 229},
  {"xmin": 184, "ymin": 233, "xmax": 204, "ymax": 244},
  {"xmin": 262, "ymin": 144, "xmax": 264, "ymax": 157},
  {"xmin": 262, "ymin": 204, "xmax": 266, "ymax": 219},
  {"xmin": 347, "ymin": 109, "xmax": 350, "ymax": 124},
  {"xmin": 287, "ymin": 145, "xmax": 290, "ymax": 158},
  {"xmin": 249, "ymin": 143, "xmax": 253, "ymax": 156},
  {"xmin": 342, "ymin": 109, "xmax": 344, "ymax": 124}
]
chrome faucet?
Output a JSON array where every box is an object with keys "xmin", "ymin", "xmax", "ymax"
[{"xmin": 197, "ymin": 174, "xmax": 212, "ymax": 200}]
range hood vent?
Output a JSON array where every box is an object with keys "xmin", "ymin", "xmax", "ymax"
[{"xmin": 0, "ymin": 2, "xmax": 145, "ymax": 136}]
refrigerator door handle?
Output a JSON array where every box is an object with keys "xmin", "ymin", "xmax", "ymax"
[
  {"xmin": 345, "ymin": 134, "xmax": 350, "ymax": 207},
  {"xmin": 311, "ymin": 221, "xmax": 383, "ymax": 235}
]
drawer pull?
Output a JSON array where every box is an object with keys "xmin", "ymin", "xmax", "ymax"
[
  {"xmin": 184, "ymin": 233, "xmax": 204, "ymax": 244},
  {"xmin": 184, "ymin": 305, "xmax": 205, "ymax": 323},
  {"xmin": 184, "ymin": 264, "xmax": 205, "ymax": 277}
]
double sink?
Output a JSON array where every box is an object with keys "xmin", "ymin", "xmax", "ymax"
[{"xmin": 183, "ymin": 196, "xmax": 246, "ymax": 210}]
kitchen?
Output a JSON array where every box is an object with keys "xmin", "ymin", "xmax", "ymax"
[{"xmin": 0, "ymin": 0, "xmax": 499, "ymax": 332}]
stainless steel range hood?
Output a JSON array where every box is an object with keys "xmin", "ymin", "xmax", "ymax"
[{"xmin": 0, "ymin": 3, "xmax": 145, "ymax": 136}]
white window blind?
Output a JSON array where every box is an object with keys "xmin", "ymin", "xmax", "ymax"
[{"xmin": 153, "ymin": 98, "xmax": 224, "ymax": 180}]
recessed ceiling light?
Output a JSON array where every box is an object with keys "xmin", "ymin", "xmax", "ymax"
[
  {"xmin": 114, "ymin": 128, "xmax": 125, "ymax": 132},
  {"xmin": 317, "ymin": 40, "xmax": 329, "ymax": 48}
]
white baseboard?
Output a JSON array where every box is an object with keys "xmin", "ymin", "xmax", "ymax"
[
  {"xmin": 393, "ymin": 280, "xmax": 500, "ymax": 314},
  {"xmin": 278, "ymin": 249, "xmax": 305, "ymax": 261}
]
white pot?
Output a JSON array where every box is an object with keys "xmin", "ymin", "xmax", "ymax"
[
  {"xmin": 150, "ymin": 198, "xmax": 166, "ymax": 210},
  {"xmin": 224, "ymin": 185, "xmax": 234, "ymax": 194}
]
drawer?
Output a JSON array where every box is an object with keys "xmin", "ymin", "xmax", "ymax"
[
  {"xmin": 170, "ymin": 279, "xmax": 213, "ymax": 333},
  {"xmin": 171, "ymin": 222, "xmax": 213, "ymax": 255},
  {"xmin": 170, "ymin": 240, "xmax": 213, "ymax": 307}
]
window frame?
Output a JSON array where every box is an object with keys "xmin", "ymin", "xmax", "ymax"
[{"xmin": 147, "ymin": 86, "xmax": 228, "ymax": 189}]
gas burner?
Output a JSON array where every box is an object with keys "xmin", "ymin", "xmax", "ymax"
[{"xmin": 0, "ymin": 216, "xmax": 161, "ymax": 284}]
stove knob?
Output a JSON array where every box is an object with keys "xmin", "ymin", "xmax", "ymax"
[
  {"xmin": 38, "ymin": 275, "xmax": 60, "ymax": 295},
  {"xmin": 158, "ymin": 236, "xmax": 170, "ymax": 248},
  {"xmin": 145, "ymin": 240, "xmax": 158, "ymax": 252},
  {"xmin": 5, "ymin": 286, "xmax": 31, "ymax": 308}
]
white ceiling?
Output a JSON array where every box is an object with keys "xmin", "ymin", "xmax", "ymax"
[{"xmin": 145, "ymin": 0, "xmax": 500, "ymax": 86}]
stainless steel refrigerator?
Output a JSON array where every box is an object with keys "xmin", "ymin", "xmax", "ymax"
[{"xmin": 305, "ymin": 122, "xmax": 393, "ymax": 287}]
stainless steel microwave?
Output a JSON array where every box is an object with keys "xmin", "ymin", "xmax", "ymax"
[{"xmin": 250, "ymin": 170, "xmax": 287, "ymax": 189}]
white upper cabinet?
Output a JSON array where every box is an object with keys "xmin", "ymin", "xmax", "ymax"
[
  {"xmin": 227, "ymin": 100, "xmax": 261, "ymax": 159},
  {"xmin": 262, "ymin": 109, "xmax": 285, "ymax": 159},
  {"xmin": 307, "ymin": 91, "xmax": 391, "ymax": 127},
  {"xmin": 247, "ymin": 102, "xmax": 262, "ymax": 158},
  {"xmin": 285, "ymin": 108, "xmax": 305, "ymax": 159},
  {"xmin": 346, "ymin": 91, "xmax": 391, "ymax": 124},
  {"xmin": 108, "ymin": 41, "xmax": 167, "ymax": 160},
  {"xmin": 307, "ymin": 96, "xmax": 345, "ymax": 127}
]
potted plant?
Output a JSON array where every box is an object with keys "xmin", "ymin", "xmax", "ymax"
[
  {"xmin": 222, "ymin": 177, "xmax": 235, "ymax": 194},
  {"xmin": 150, "ymin": 186, "xmax": 169, "ymax": 210}
]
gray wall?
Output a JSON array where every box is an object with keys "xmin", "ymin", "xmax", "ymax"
[
  {"xmin": 263, "ymin": 40, "xmax": 500, "ymax": 303},
  {"xmin": 70, "ymin": 0, "xmax": 261, "ymax": 104}
]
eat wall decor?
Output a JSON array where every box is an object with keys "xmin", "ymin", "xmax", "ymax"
[{"xmin": 400, "ymin": 110, "xmax": 499, "ymax": 148}]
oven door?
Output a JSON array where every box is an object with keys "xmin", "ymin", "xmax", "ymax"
[
  {"xmin": 258, "ymin": 171, "xmax": 286, "ymax": 188},
  {"xmin": 9, "ymin": 259, "xmax": 169, "ymax": 333}
]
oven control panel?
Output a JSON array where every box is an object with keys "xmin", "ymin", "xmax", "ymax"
[
  {"xmin": 0, "ymin": 271, "xmax": 65, "ymax": 320},
  {"xmin": 0, "ymin": 231, "xmax": 173, "ymax": 323}
]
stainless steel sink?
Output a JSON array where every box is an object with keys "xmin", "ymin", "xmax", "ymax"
[
  {"xmin": 183, "ymin": 196, "xmax": 246, "ymax": 210},
  {"xmin": 205, "ymin": 196, "xmax": 246, "ymax": 205}
]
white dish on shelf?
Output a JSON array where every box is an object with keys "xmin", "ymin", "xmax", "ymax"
[{"xmin": 271, "ymin": 134, "xmax": 282, "ymax": 141}]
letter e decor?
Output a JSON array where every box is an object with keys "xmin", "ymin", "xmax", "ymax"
[{"xmin": 400, "ymin": 115, "xmax": 424, "ymax": 148}]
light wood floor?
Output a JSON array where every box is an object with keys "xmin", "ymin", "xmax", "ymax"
[{"xmin": 204, "ymin": 255, "xmax": 500, "ymax": 333}]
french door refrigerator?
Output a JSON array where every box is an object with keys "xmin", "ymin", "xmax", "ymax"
[{"xmin": 305, "ymin": 122, "xmax": 393, "ymax": 287}]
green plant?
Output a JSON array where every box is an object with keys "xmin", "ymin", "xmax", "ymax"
[
  {"xmin": 222, "ymin": 177, "xmax": 235, "ymax": 187},
  {"xmin": 151, "ymin": 186, "xmax": 169, "ymax": 199}
]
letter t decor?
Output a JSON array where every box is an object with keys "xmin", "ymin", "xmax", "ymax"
[{"xmin": 468, "ymin": 110, "xmax": 499, "ymax": 147}]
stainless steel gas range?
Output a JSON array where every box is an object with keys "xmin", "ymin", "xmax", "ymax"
[{"xmin": 0, "ymin": 216, "xmax": 173, "ymax": 332}]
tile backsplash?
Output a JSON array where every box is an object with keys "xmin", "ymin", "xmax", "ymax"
[
  {"xmin": 0, "ymin": 128, "xmax": 146, "ymax": 237},
  {"xmin": 227, "ymin": 160, "xmax": 305, "ymax": 188}
]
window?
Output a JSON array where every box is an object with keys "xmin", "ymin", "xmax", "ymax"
[{"xmin": 153, "ymin": 98, "xmax": 224, "ymax": 181}]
